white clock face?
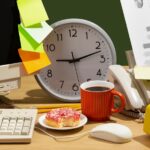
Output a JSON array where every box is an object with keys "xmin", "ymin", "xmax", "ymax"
[{"xmin": 35, "ymin": 19, "xmax": 116, "ymax": 102}]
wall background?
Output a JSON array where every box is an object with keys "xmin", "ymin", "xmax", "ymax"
[{"xmin": 43, "ymin": 0, "xmax": 132, "ymax": 65}]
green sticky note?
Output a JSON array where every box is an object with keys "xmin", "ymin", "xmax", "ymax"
[
  {"xmin": 29, "ymin": 23, "xmax": 42, "ymax": 28},
  {"xmin": 20, "ymin": 22, "xmax": 53, "ymax": 44},
  {"xmin": 17, "ymin": 0, "xmax": 49, "ymax": 27},
  {"xmin": 18, "ymin": 25, "xmax": 44, "ymax": 52}
]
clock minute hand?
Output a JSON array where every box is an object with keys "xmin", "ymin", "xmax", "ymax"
[{"xmin": 69, "ymin": 50, "xmax": 101, "ymax": 63}]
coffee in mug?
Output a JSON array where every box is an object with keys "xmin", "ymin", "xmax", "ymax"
[{"xmin": 85, "ymin": 86, "xmax": 110, "ymax": 92}]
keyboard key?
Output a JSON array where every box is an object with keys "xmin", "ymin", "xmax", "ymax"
[
  {"xmin": 24, "ymin": 119, "xmax": 31, "ymax": 127},
  {"xmin": 14, "ymin": 129, "xmax": 21, "ymax": 135},
  {"xmin": 22, "ymin": 126, "xmax": 30, "ymax": 135}
]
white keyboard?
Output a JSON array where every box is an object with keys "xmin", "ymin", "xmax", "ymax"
[{"xmin": 0, "ymin": 109, "xmax": 37, "ymax": 143}]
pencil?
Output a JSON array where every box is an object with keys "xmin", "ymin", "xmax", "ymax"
[
  {"xmin": 34, "ymin": 103, "xmax": 81, "ymax": 109},
  {"xmin": 37, "ymin": 107, "xmax": 81, "ymax": 113}
]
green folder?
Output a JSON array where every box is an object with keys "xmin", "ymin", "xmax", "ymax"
[{"xmin": 17, "ymin": 0, "xmax": 49, "ymax": 27}]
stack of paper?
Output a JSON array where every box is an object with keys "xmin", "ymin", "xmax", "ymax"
[
  {"xmin": 17, "ymin": 0, "xmax": 53, "ymax": 74},
  {"xmin": 120, "ymin": 0, "xmax": 150, "ymax": 80}
]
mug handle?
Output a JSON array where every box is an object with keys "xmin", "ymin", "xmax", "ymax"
[{"xmin": 111, "ymin": 89, "xmax": 126, "ymax": 113}]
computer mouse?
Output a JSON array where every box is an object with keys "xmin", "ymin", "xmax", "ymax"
[{"xmin": 89, "ymin": 123, "xmax": 132, "ymax": 143}]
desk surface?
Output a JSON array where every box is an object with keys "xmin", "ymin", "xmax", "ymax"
[{"xmin": 1, "ymin": 75, "xmax": 150, "ymax": 150}]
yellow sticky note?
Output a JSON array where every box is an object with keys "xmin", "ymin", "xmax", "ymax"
[
  {"xmin": 143, "ymin": 104, "xmax": 150, "ymax": 134},
  {"xmin": 18, "ymin": 49, "xmax": 51, "ymax": 74},
  {"xmin": 134, "ymin": 66, "xmax": 150, "ymax": 80},
  {"xmin": 17, "ymin": 0, "xmax": 49, "ymax": 27},
  {"xmin": 18, "ymin": 25, "xmax": 44, "ymax": 52}
]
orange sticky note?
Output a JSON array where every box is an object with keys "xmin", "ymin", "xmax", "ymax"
[
  {"xmin": 18, "ymin": 48, "xmax": 40, "ymax": 60},
  {"xmin": 18, "ymin": 49, "xmax": 51, "ymax": 74}
]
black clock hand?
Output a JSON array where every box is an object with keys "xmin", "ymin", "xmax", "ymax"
[
  {"xmin": 56, "ymin": 59, "xmax": 73, "ymax": 62},
  {"xmin": 71, "ymin": 52, "xmax": 80, "ymax": 84},
  {"xmin": 69, "ymin": 50, "xmax": 101, "ymax": 63},
  {"xmin": 56, "ymin": 50, "xmax": 101, "ymax": 63}
]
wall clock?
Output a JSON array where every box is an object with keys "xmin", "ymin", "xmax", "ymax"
[{"xmin": 35, "ymin": 18, "xmax": 116, "ymax": 102}]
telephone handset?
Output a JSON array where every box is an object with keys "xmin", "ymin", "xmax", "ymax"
[{"xmin": 108, "ymin": 65, "xmax": 150, "ymax": 111}]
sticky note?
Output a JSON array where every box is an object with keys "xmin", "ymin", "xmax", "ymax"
[
  {"xmin": 29, "ymin": 23, "xmax": 42, "ymax": 28},
  {"xmin": 18, "ymin": 49, "xmax": 40, "ymax": 60},
  {"xmin": 18, "ymin": 25, "xmax": 44, "ymax": 52},
  {"xmin": 20, "ymin": 22, "xmax": 53, "ymax": 43},
  {"xmin": 17, "ymin": 0, "xmax": 49, "ymax": 27},
  {"xmin": 143, "ymin": 104, "xmax": 150, "ymax": 134},
  {"xmin": 134, "ymin": 66, "xmax": 150, "ymax": 80},
  {"xmin": 18, "ymin": 49, "xmax": 51, "ymax": 74}
]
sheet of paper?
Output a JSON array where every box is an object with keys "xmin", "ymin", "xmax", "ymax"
[
  {"xmin": 18, "ymin": 49, "xmax": 51, "ymax": 74},
  {"xmin": 17, "ymin": 0, "xmax": 49, "ymax": 27},
  {"xmin": 18, "ymin": 25, "xmax": 44, "ymax": 52},
  {"xmin": 134, "ymin": 66, "xmax": 150, "ymax": 80},
  {"xmin": 20, "ymin": 22, "xmax": 53, "ymax": 43},
  {"xmin": 120, "ymin": 0, "xmax": 150, "ymax": 66}
]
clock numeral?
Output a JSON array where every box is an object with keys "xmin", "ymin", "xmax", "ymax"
[
  {"xmin": 60, "ymin": 80, "xmax": 64, "ymax": 88},
  {"xmin": 57, "ymin": 33, "xmax": 63, "ymax": 41},
  {"xmin": 46, "ymin": 44, "xmax": 55, "ymax": 52},
  {"xmin": 85, "ymin": 32, "xmax": 88, "ymax": 39},
  {"xmin": 69, "ymin": 29, "xmax": 77, "ymax": 37},
  {"xmin": 96, "ymin": 69, "xmax": 102, "ymax": 76},
  {"xmin": 72, "ymin": 83, "xmax": 79, "ymax": 91},
  {"xmin": 95, "ymin": 41, "xmax": 101, "ymax": 49},
  {"xmin": 100, "ymin": 55, "xmax": 106, "ymax": 63},
  {"xmin": 47, "ymin": 69, "xmax": 52, "ymax": 78}
]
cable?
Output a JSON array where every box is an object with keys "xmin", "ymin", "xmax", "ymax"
[{"xmin": 35, "ymin": 126, "xmax": 89, "ymax": 142}]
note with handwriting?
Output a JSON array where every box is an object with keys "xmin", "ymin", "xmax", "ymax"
[
  {"xmin": 120, "ymin": 0, "xmax": 150, "ymax": 66},
  {"xmin": 18, "ymin": 25, "xmax": 44, "ymax": 52},
  {"xmin": 20, "ymin": 22, "xmax": 53, "ymax": 43},
  {"xmin": 17, "ymin": 0, "xmax": 49, "ymax": 27},
  {"xmin": 18, "ymin": 49, "xmax": 51, "ymax": 74}
]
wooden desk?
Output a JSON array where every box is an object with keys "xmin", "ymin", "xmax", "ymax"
[{"xmin": 0, "ymin": 75, "xmax": 150, "ymax": 150}]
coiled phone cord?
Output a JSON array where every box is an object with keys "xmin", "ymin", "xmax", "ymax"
[{"xmin": 120, "ymin": 109, "xmax": 144, "ymax": 123}]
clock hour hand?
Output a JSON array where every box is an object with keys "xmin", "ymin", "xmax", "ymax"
[
  {"xmin": 69, "ymin": 50, "xmax": 101, "ymax": 63},
  {"xmin": 56, "ymin": 59, "xmax": 73, "ymax": 63}
]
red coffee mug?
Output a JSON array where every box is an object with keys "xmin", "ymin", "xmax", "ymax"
[{"xmin": 80, "ymin": 80, "xmax": 126, "ymax": 121}]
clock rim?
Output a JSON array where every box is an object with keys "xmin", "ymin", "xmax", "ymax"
[{"xmin": 35, "ymin": 18, "xmax": 116, "ymax": 102}]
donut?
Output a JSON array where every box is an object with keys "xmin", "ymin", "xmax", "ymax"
[{"xmin": 45, "ymin": 108, "xmax": 81, "ymax": 128}]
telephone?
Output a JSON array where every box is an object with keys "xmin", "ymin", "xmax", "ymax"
[{"xmin": 108, "ymin": 65, "xmax": 150, "ymax": 111}]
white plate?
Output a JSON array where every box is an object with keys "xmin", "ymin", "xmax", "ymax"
[{"xmin": 38, "ymin": 113, "xmax": 88, "ymax": 130}]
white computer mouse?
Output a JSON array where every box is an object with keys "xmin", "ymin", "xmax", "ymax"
[{"xmin": 90, "ymin": 123, "xmax": 132, "ymax": 143}]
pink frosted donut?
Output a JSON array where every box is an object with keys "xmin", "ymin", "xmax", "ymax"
[{"xmin": 45, "ymin": 108, "xmax": 81, "ymax": 128}]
